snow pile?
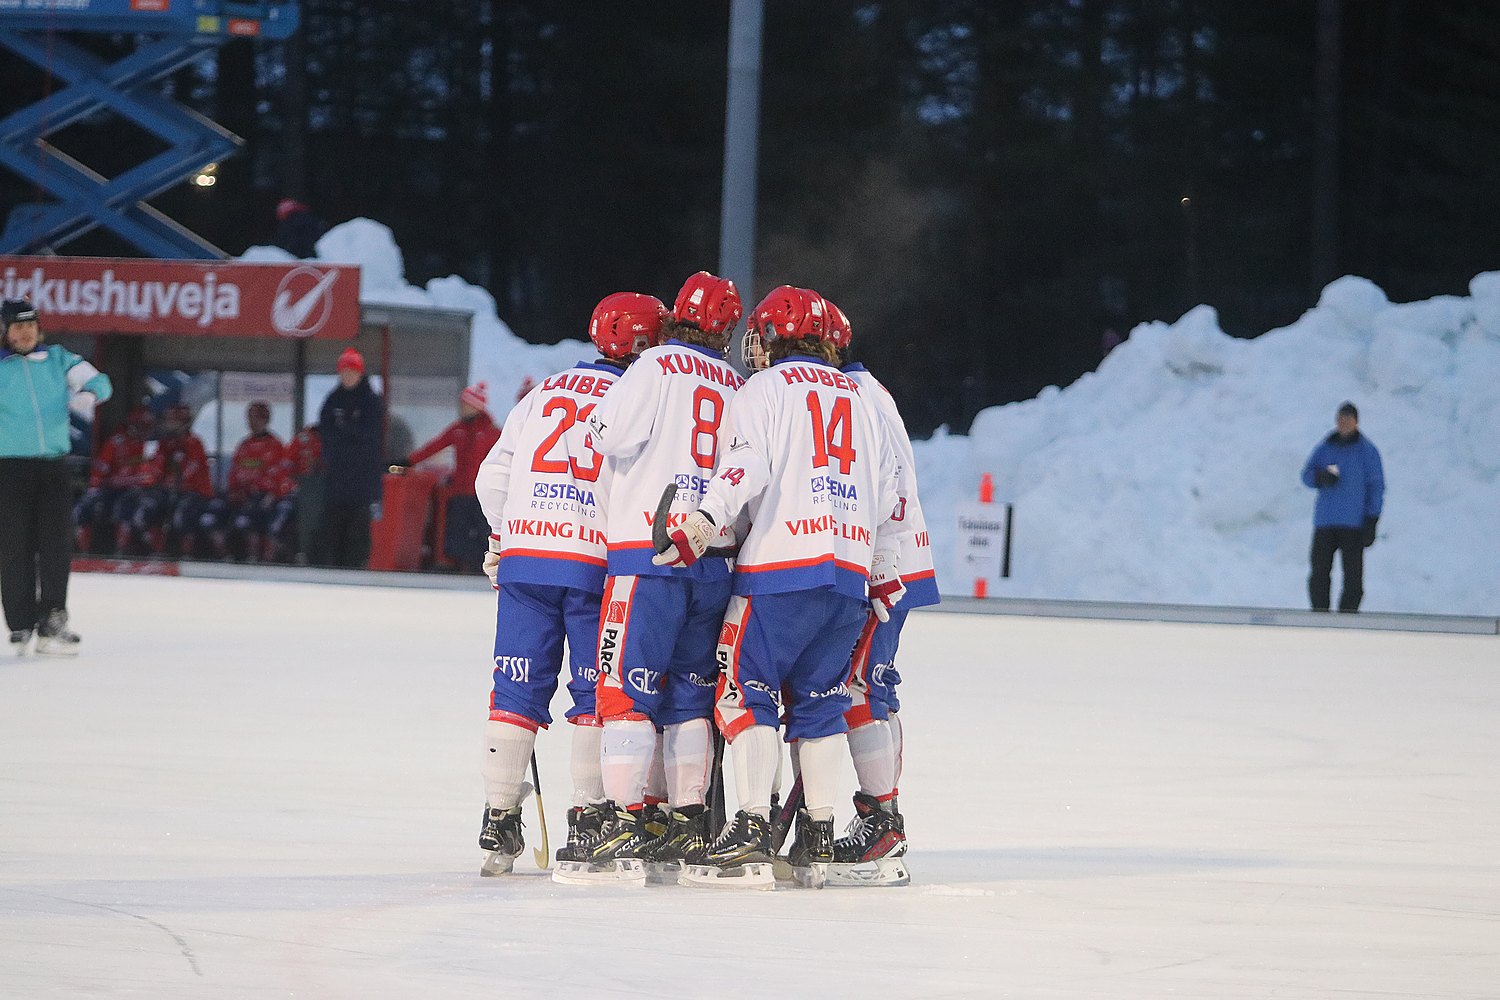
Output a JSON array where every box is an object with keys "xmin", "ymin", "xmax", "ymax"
[
  {"xmin": 247, "ymin": 219, "xmax": 1500, "ymax": 615},
  {"xmin": 917, "ymin": 276, "xmax": 1500, "ymax": 614}
]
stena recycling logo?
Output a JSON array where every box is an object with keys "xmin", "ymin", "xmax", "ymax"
[{"xmin": 272, "ymin": 266, "xmax": 339, "ymax": 337}]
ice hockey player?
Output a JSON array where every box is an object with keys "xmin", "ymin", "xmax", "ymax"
[
  {"xmin": 74, "ymin": 406, "xmax": 156, "ymax": 556},
  {"xmin": 654, "ymin": 284, "xmax": 906, "ymax": 889},
  {"xmin": 134, "ymin": 403, "xmax": 214, "ymax": 557},
  {"xmin": 561, "ymin": 271, "xmax": 745, "ymax": 885},
  {"xmin": 828, "ymin": 296, "xmax": 937, "ymax": 885},
  {"xmin": 472, "ymin": 291, "xmax": 666, "ymax": 877},
  {"xmin": 209, "ymin": 401, "xmax": 288, "ymax": 562}
]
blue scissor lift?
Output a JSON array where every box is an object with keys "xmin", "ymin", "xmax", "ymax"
[{"xmin": 0, "ymin": 0, "xmax": 298, "ymax": 259}]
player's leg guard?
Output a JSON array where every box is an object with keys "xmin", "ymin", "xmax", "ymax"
[
  {"xmin": 846, "ymin": 719, "xmax": 897, "ymax": 802},
  {"xmin": 569, "ymin": 717, "xmax": 605, "ymax": 807},
  {"xmin": 796, "ymin": 733, "xmax": 845, "ymax": 824},
  {"xmin": 481, "ymin": 715, "xmax": 538, "ymax": 812},
  {"xmin": 730, "ymin": 724, "xmax": 780, "ymax": 820},
  {"xmin": 600, "ymin": 716, "xmax": 655, "ymax": 811},
  {"xmin": 663, "ymin": 717, "xmax": 712, "ymax": 808}
]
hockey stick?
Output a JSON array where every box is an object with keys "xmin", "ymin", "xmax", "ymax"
[
  {"xmin": 529, "ymin": 751, "xmax": 550, "ymax": 871},
  {"xmin": 652, "ymin": 481, "xmax": 739, "ymax": 560},
  {"xmin": 706, "ymin": 728, "xmax": 727, "ymax": 834},
  {"xmin": 770, "ymin": 773, "xmax": 804, "ymax": 854},
  {"xmin": 651, "ymin": 482, "xmax": 678, "ymax": 554}
]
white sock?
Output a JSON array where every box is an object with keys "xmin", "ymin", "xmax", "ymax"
[
  {"xmin": 664, "ymin": 718, "xmax": 711, "ymax": 807},
  {"xmin": 480, "ymin": 719, "xmax": 537, "ymax": 811},
  {"xmin": 771, "ymin": 734, "xmax": 785, "ymax": 799},
  {"xmin": 889, "ymin": 711, "xmax": 904, "ymax": 795},
  {"xmin": 600, "ymin": 718, "xmax": 655, "ymax": 809},
  {"xmin": 797, "ymin": 734, "xmax": 847, "ymax": 822},
  {"xmin": 730, "ymin": 725, "xmax": 780, "ymax": 818},
  {"xmin": 646, "ymin": 729, "xmax": 667, "ymax": 805},
  {"xmin": 570, "ymin": 723, "xmax": 605, "ymax": 806},
  {"xmin": 847, "ymin": 720, "xmax": 896, "ymax": 800}
]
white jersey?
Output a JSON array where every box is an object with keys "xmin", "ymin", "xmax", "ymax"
[
  {"xmin": 698, "ymin": 354, "xmax": 902, "ymax": 601},
  {"xmin": 844, "ymin": 363, "xmax": 939, "ymax": 607},
  {"xmin": 585, "ymin": 339, "xmax": 744, "ymax": 580},
  {"xmin": 475, "ymin": 361, "xmax": 621, "ymax": 593}
]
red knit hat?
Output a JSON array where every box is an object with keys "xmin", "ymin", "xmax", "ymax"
[
  {"xmin": 337, "ymin": 347, "xmax": 365, "ymax": 373},
  {"xmin": 460, "ymin": 382, "xmax": 488, "ymax": 410}
]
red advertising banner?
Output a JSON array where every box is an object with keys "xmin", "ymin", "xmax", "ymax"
[{"xmin": 0, "ymin": 256, "xmax": 362, "ymax": 341}]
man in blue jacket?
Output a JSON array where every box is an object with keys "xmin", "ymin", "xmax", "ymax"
[
  {"xmin": 1301, "ymin": 401, "xmax": 1385, "ymax": 612},
  {"xmin": 0, "ymin": 300, "xmax": 113, "ymax": 655}
]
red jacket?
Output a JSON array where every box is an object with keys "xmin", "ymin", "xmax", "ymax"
[
  {"xmin": 149, "ymin": 433, "xmax": 214, "ymax": 497},
  {"xmin": 228, "ymin": 432, "xmax": 288, "ymax": 500},
  {"xmin": 286, "ymin": 426, "xmax": 323, "ymax": 477},
  {"xmin": 408, "ymin": 412, "xmax": 500, "ymax": 496},
  {"xmin": 90, "ymin": 432, "xmax": 157, "ymax": 489}
]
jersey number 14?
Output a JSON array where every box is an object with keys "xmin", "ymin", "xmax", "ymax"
[{"xmin": 807, "ymin": 392, "xmax": 856, "ymax": 474}]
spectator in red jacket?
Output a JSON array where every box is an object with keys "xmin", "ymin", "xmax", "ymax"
[
  {"xmin": 133, "ymin": 403, "xmax": 214, "ymax": 556},
  {"xmin": 206, "ymin": 401, "xmax": 288, "ymax": 561},
  {"xmin": 74, "ymin": 406, "xmax": 155, "ymax": 555},
  {"xmin": 282, "ymin": 425, "xmax": 324, "ymax": 564},
  {"xmin": 397, "ymin": 382, "xmax": 501, "ymax": 571}
]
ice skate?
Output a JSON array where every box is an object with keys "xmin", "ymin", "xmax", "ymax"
[
  {"xmin": 786, "ymin": 808, "xmax": 834, "ymax": 889},
  {"xmin": 478, "ymin": 799, "xmax": 526, "ymax": 877},
  {"xmin": 678, "ymin": 809, "xmax": 775, "ymax": 889},
  {"xmin": 641, "ymin": 804, "xmax": 710, "ymax": 884},
  {"xmin": 33, "ymin": 610, "xmax": 80, "ymax": 657},
  {"xmin": 9, "ymin": 628, "xmax": 33, "ymax": 657},
  {"xmin": 825, "ymin": 792, "xmax": 911, "ymax": 887},
  {"xmin": 554, "ymin": 803, "xmax": 609, "ymax": 865},
  {"xmin": 550, "ymin": 803, "xmax": 647, "ymax": 886}
]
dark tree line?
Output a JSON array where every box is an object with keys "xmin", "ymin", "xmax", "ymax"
[{"xmin": 4, "ymin": 0, "xmax": 1499, "ymax": 434}]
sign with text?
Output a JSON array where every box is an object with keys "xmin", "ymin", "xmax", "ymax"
[
  {"xmin": 0, "ymin": 255, "xmax": 360, "ymax": 340},
  {"xmin": 955, "ymin": 500, "xmax": 1013, "ymax": 591}
]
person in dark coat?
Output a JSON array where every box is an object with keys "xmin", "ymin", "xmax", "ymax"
[
  {"xmin": 273, "ymin": 198, "xmax": 330, "ymax": 260},
  {"xmin": 1300, "ymin": 401, "xmax": 1385, "ymax": 612},
  {"xmin": 317, "ymin": 348, "xmax": 384, "ymax": 567}
]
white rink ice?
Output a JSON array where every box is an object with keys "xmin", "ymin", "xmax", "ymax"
[{"xmin": 2, "ymin": 575, "xmax": 1496, "ymax": 999}]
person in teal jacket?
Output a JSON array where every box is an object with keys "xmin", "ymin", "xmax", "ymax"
[{"xmin": 0, "ymin": 299, "xmax": 112, "ymax": 656}]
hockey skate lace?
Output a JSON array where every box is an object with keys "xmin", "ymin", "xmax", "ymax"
[{"xmin": 840, "ymin": 811, "xmax": 870, "ymax": 841}]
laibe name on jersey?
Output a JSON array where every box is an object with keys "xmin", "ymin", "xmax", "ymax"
[
  {"xmin": 540, "ymin": 372, "xmax": 614, "ymax": 397},
  {"xmin": 777, "ymin": 366, "xmax": 862, "ymax": 393}
]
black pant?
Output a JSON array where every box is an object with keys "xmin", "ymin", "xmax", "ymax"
[
  {"xmin": 0, "ymin": 457, "xmax": 74, "ymax": 632},
  {"xmin": 321, "ymin": 501, "xmax": 372, "ymax": 568},
  {"xmin": 1309, "ymin": 526, "xmax": 1364, "ymax": 612},
  {"xmin": 443, "ymin": 494, "xmax": 488, "ymax": 571}
]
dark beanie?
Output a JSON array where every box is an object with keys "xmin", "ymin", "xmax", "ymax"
[{"xmin": 1337, "ymin": 400, "xmax": 1358, "ymax": 420}]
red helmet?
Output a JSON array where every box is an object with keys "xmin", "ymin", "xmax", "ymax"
[
  {"xmin": 590, "ymin": 292, "xmax": 667, "ymax": 359},
  {"xmin": 821, "ymin": 296, "xmax": 852, "ymax": 350},
  {"xmin": 752, "ymin": 285, "xmax": 827, "ymax": 345},
  {"xmin": 672, "ymin": 271, "xmax": 742, "ymax": 336}
]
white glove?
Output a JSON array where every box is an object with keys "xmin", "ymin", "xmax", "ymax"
[
  {"xmin": 651, "ymin": 510, "xmax": 717, "ymax": 568},
  {"xmin": 68, "ymin": 390, "xmax": 98, "ymax": 418},
  {"xmin": 483, "ymin": 534, "xmax": 502, "ymax": 589},
  {"xmin": 868, "ymin": 552, "xmax": 907, "ymax": 623}
]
